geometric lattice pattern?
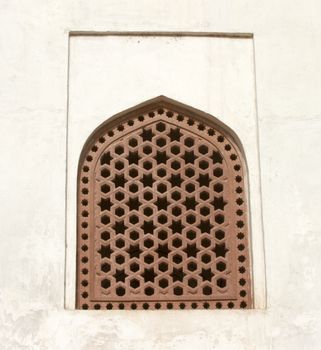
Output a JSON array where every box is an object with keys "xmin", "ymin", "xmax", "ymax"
[{"xmin": 77, "ymin": 96, "xmax": 252, "ymax": 310}]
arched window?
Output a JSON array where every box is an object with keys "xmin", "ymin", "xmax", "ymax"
[{"xmin": 76, "ymin": 96, "xmax": 252, "ymax": 310}]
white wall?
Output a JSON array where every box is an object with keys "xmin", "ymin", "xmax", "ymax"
[{"xmin": 0, "ymin": 1, "xmax": 321, "ymax": 349}]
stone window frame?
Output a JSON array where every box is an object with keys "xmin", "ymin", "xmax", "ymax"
[{"xmin": 76, "ymin": 96, "xmax": 253, "ymax": 310}]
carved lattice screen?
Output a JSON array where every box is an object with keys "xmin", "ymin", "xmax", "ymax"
[{"xmin": 77, "ymin": 96, "xmax": 252, "ymax": 310}]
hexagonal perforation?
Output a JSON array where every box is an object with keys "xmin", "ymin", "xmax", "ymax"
[{"xmin": 77, "ymin": 97, "xmax": 252, "ymax": 310}]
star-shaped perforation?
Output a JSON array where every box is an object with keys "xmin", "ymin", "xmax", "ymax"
[
  {"xmin": 113, "ymin": 269, "xmax": 128, "ymax": 282},
  {"xmin": 127, "ymin": 244, "xmax": 142, "ymax": 259},
  {"xmin": 200, "ymin": 268, "xmax": 214, "ymax": 282},
  {"xmin": 212, "ymin": 243, "xmax": 228, "ymax": 258},
  {"xmin": 98, "ymin": 198, "xmax": 112, "ymax": 211},
  {"xmin": 156, "ymin": 243, "xmax": 170, "ymax": 258},
  {"xmin": 155, "ymin": 197, "xmax": 170, "ymax": 211},
  {"xmin": 100, "ymin": 151, "xmax": 112, "ymax": 165},
  {"xmin": 168, "ymin": 127, "xmax": 182, "ymax": 142},
  {"xmin": 141, "ymin": 268, "xmax": 157, "ymax": 283},
  {"xmin": 140, "ymin": 128, "xmax": 154, "ymax": 141},
  {"xmin": 170, "ymin": 267, "xmax": 186, "ymax": 282},
  {"xmin": 98, "ymin": 245, "xmax": 113, "ymax": 259},
  {"xmin": 126, "ymin": 197, "xmax": 141, "ymax": 211},
  {"xmin": 212, "ymin": 196, "xmax": 227, "ymax": 210}
]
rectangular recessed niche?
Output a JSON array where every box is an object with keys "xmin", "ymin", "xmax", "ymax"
[{"xmin": 65, "ymin": 33, "xmax": 266, "ymax": 310}]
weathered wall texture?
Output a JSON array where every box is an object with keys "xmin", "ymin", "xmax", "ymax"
[{"xmin": 0, "ymin": 1, "xmax": 321, "ymax": 349}]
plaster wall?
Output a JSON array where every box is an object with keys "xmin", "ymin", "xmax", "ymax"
[{"xmin": 0, "ymin": 1, "xmax": 321, "ymax": 349}]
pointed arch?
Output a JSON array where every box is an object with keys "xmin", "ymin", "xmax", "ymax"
[{"xmin": 77, "ymin": 96, "xmax": 252, "ymax": 310}]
